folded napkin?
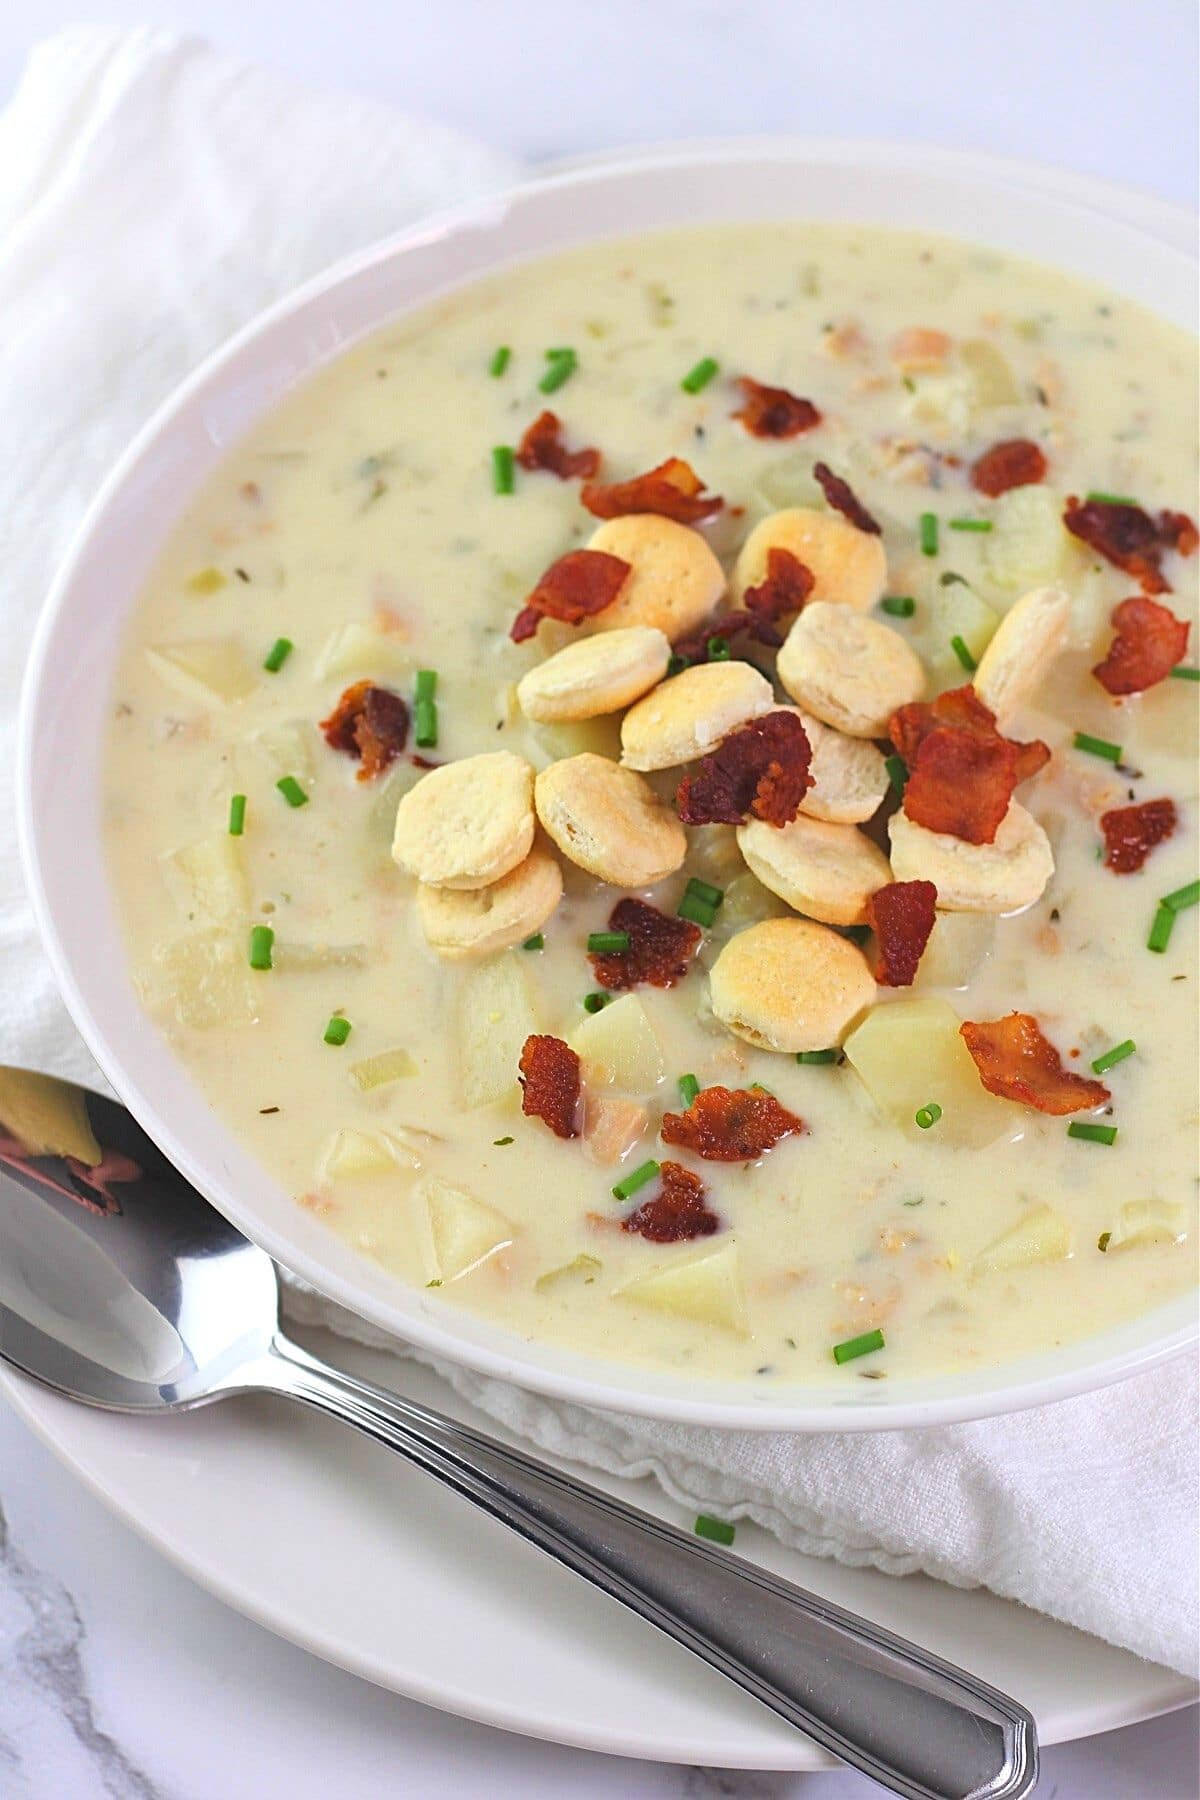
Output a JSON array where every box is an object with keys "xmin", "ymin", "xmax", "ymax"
[{"xmin": 2, "ymin": 24, "xmax": 1195, "ymax": 1680}]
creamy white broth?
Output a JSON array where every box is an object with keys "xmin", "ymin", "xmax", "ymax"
[{"xmin": 104, "ymin": 224, "xmax": 1198, "ymax": 1386}]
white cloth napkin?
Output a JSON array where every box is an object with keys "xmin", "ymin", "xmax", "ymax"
[{"xmin": 1, "ymin": 24, "xmax": 1195, "ymax": 1681}]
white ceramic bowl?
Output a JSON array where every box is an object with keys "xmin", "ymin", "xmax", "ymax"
[{"xmin": 19, "ymin": 141, "xmax": 1198, "ymax": 1431}]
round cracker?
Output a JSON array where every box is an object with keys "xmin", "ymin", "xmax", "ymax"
[
  {"xmin": 535, "ymin": 752, "xmax": 686, "ymax": 887},
  {"xmin": 585, "ymin": 515, "xmax": 725, "ymax": 642},
  {"xmin": 972, "ymin": 583, "xmax": 1070, "ymax": 724},
  {"xmin": 786, "ymin": 707, "xmax": 889, "ymax": 824},
  {"xmin": 392, "ymin": 751, "xmax": 534, "ymax": 890},
  {"xmin": 777, "ymin": 602, "xmax": 925, "ymax": 737},
  {"xmin": 417, "ymin": 845, "xmax": 562, "ymax": 958},
  {"xmin": 517, "ymin": 626, "xmax": 670, "ymax": 723},
  {"xmin": 620, "ymin": 660, "xmax": 775, "ymax": 772},
  {"xmin": 710, "ymin": 917, "xmax": 875, "ymax": 1053},
  {"xmin": 737, "ymin": 813, "xmax": 893, "ymax": 926},
  {"xmin": 731, "ymin": 506, "xmax": 887, "ymax": 612},
  {"xmin": 888, "ymin": 801, "xmax": 1054, "ymax": 913}
]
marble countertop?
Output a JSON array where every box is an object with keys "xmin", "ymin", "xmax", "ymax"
[{"xmin": 0, "ymin": 1, "xmax": 1196, "ymax": 1794}]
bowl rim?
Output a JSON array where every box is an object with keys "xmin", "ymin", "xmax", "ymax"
[{"xmin": 18, "ymin": 136, "xmax": 1199, "ymax": 1432}]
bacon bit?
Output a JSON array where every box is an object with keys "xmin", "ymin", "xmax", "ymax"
[
  {"xmin": 812, "ymin": 462, "xmax": 881, "ymax": 534},
  {"xmin": 1063, "ymin": 496, "xmax": 1198, "ymax": 595},
  {"xmin": 518, "ymin": 1034, "xmax": 581, "ymax": 1139},
  {"xmin": 891, "ymin": 686, "xmax": 1050, "ymax": 845},
  {"xmin": 672, "ymin": 607, "xmax": 783, "ymax": 664},
  {"xmin": 732, "ymin": 377, "xmax": 822, "ymax": 439},
  {"xmin": 1099, "ymin": 797, "xmax": 1178, "ymax": 873},
  {"xmin": 319, "ymin": 681, "xmax": 409, "ymax": 780},
  {"xmin": 580, "ymin": 456, "xmax": 722, "ymax": 523},
  {"xmin": 970, "ymin": 439, "xmax": 1048, "ymax": 497},
  {"xmin": 589, "ymin": 898, "xmax": 701, "ymax": 991},
  {"xmin": 743, "ymin": 546, "xmax": 816, "ymax": 629},
  {"xmin": 1092, "ymin": 595, "xmax": 1191, "ymax": 696},
  {"xmin": 865, "ymin": 880, "xmax": 937, "ymax": 986},
  {"xmin": 960, "ymin": 1013, "xmax": 1110, "ymax": 1115},
  {"xmin": 410, "ymin": 752, "xmax": 441, "ymax": 769},
  {"xmin": 661, "ymin": 1085, "xmax": 804, "ymax": 1162},
  {"xmin": 890, "ymin": 327, "xmax": 951, "ymax": 373},
  {"xmin": 622, "ymin": 1161, "xmax": 720, "ymax": 1243},
  {"xmin": 515, "ymin": 410, "xmax": 601, "ymax": 481},
  {"xmin": 510, "ymin": 548, "xmax": 631, "ymax": 643},
  {"xmin": 677, "ymin": 712, "xmax": 813, "ymax": 828}
]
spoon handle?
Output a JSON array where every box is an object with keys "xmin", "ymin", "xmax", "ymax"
[{"xmin": 258, "ymin": 1333, "xmax": 1035, "ymax": 1799}]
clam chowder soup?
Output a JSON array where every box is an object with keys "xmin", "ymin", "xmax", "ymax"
[{"xmin": 104, "ymin": 225, "xmax": 1199, "ymax": 1385}]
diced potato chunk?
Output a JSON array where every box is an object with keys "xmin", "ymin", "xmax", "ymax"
[
  {"xmin": 349, "ymin": 1048, "xmax": 417, "ymax": 1092},
  {"xmin": 419, "ymin": 1176, "xmax": 513, "ymax": 1280},
  {"xmin": 162, "ymin": 834, "xmax": 248, "ymax": 923},
  {"xmin": 843, "ymin": 997, "xmax": 1023, "ymax": 1148},
  {"xmin": 150, "ymin": 931, "xmax": 258, "ymax": 1029},
  {"xmin": 528, "ymin": 714, "xmax": 623, "ymax": 765},
  {"xmin": 924, "ymin": 585, "xmax": 999, "ymax": 687},
  {"xmin": 983, "ymin": 486, "xmax": 1068, "ymax": 590},
  {"xmin": 687, "ymin": 825, "xmax": 747, "ymax": 889},
  {"xmin": 456, "ymin": 954, "xmax": 539, "ymax": 1109},
  {"xmin": 961, "ymin": 338, "xmax": 1020, "ymax": 408},
  {"xmin": 709, "ymin": 870, "xmax": 791, "ymax": 942},
  {"xmin": 913, "ymin": 913, "xmax": 996, "ymax": 991},
  {"xmin": 274, "ymin": 942, "xmax": 369, "ymax": 972},
  {"xmin": 146, "ymin": 639, "xmax": 258, "ymax": 703},
  {"xmin": 314, "ymin": 621, "xmax": 414, "ymax": 680},
  {"xmin": 1104, "ymin": 1200, "xmax": 1185, "ymax": 1253},
  {"xmin": 618, "ymin": 1240, "xmax": 747, "ymax": 1333},
  {"xmin": 569, "ymin": 994, "xmax": 664, "ymax": 1093},
  {"xmin": 0, "ymin": 1068, "xmax": 102, "ymax": 1164},
  {"xmin": 321, "ymin": 1127, "xmax": 419, "ymax": 1181},
  {"xmin": 535, "ymin": 1253, "xmax": 603, "ymax": 1294},
  {"xmin": 972, "ymin": 1204, "xmax": 1071, "ymax": 1275},
  {"xmin": 245, "ymin": 719, "xmax": 317, "ymax": 782}
]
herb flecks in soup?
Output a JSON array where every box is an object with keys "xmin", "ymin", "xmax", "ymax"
[{"xmin": 105, "ymin": 225, "xmax": 1199, "ymax": 1385}]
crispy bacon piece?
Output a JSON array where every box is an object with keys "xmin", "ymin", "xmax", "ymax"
[
  {"xmin": 661, "ymin": 1085, "xmax": 804, "ymax": 1162},
  {"xmin": 812, "ymin": 461, "xmax": 881, "ymax": 534},
  {"xmin": 1100, "ymin": 797, "xmax": 1178, "ymax": 873},
  {"xmin": 515, "ymin": 410, "xmax": 600, "ymax": 481},
  {"xmin": 580, "ymin": 456, "xmax": 722, "ymax": 524},
  {"xmin": 743, "ymin": 547, "xmax": 816, "ymax": 632},
  {"xmin": 622, "ymin": 1161, "xmax": 720, "ymax": 1243},
  {"xmin": 960, "ymin": 1013, "xmax": 1110, "ymax": 1115},
  {"xmin": 865, "ymin": 880, "xmax": 938, "ymax": 986},
  {"xmin": 677, "ymin": 711, "xmax": 813, "ymax": 828},
  {"xmin": 320, "ymin": 680, "xmax": 409, "ymax": 780},
  {"xmin": 890, "ymin": 686, "xmax": 1050, "ymax": 845},
  {"xmin": 510, "ymin": 548, "xmax": 630, "ymax": 643},
  {"xmin": 732, "ymin": 377, "xmax": 822, "ymax": 439},
  {"xmin": 1092, "ymin": 595, "xmax": 1191, "ymax": 696},
  {"xmin": 518, "ymin": 1034, "xmax": 581, "ymax": 1139},
  {"xmin": 1063, "ymin": 497, "xmax": 1198, "ymax": 595},
  {"xmin": 672, "ymin": 608, "xmax": 782, "ymax": 665},
  {"xmin": 970, "ymin": 439, "xmax": 1048, "ymax": 498},
  {"xmin": 589, "ymin": 898, "xmax": 701, "ymax": 992}
]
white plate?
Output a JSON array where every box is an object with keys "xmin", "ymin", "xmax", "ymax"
[{"xmin": 17, "ymin": 138, "xmax": 1199, "ymax": 1433}]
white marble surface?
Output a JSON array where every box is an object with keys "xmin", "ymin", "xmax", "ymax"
[{"xmin": 0, "ymin": 2, "xmax": 1197, "ymax": 1795}]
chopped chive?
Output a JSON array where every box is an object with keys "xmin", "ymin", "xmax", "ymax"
[
  {"xmin": 678, "ymin": 1073, "xmax": 700, "ymax": 1107},
  {"xmin": 1091, "ymin": 1038, "xmax": 1135, "ymax": 1075},
  {"xmin": 1085, "ymin": 490, "xmax": 1137, "ymax": 507},
  {"xmin": 323, "ymin": 1015, "xmax": 352, "ymax": 1046},
  {"xmin": 1148, "ymin": 904, "xmax": 1176, "ymax": 953},
  {"xmin": 263, "ymin": 636, "xmax": 294, "ymax": 673},
  {"xmin": 1073, "ymin": 731, "xmax": 1122, "ymax": 764},
  {"xmin": 522, "ymin": 933, "xmax": 544, "ymax": 951},
  {"xmin": 228, "ymin": 793, "xmax": 247, "ymax": 836},
  {"xmin": 706, "ymin": 636, "xmax": 731, "ymax": 662},
  {"xmin": 493, "ymin": 1135, "xmax": 515, "ymax": 1146},
  {"xmin": 693, "ymin": 1514, "xmax": 735, "ymax": 1546},
  {"xmin": 881, "ymin": 595, "xmax": 916, "ymax": 617},
  {"xmin": 491, "ymin": 444, "xmax": 515, "ymax": 495},
  {"xmin": 833, "ymin": 1327, "xmax": 885, "ymax": 1365},
  {"xmin": 538, "ymin": 348, "xmax": 577, "ymax": 394},
  {"xmin": 676, "ymin": 894, "xmax": 717, "ymax": 928},
  {"xmin": 488, "ymin": 345, "xmax": 511, "ymax": 377},
  {"xmin": 1163, "ymin": 879, "xmax": 1200, "ymax": 913},
  {"xmin": 915, "ymin": 1102, "xmax": 943, "ymax": 1130},
  {"xmin": 796, "ymin": 1048, "xmax": 838, "ymax": 1065},
  {"xmin": 1170, "ymin": 665, "xmax": 1200, "ymax": 681},
  {"xmin": 685, "ymin": 877, "xmax": 725, "ymax": 908},
  {"xmin": 588, "ymin": 930, "xmax": 630, "ymax": 954},
  {"xmin": 248, "ymin": 925, "xmax": 274, "ymax": 970},
  {"xmin": 749, "ymin": 1082, "xmax": 775, "ymax": 1096},
  {"xmin": 681, "ymin": 356, "xmax": 719, "ymax": 394},
  {"xmin": 276, "ymin": 775, "xmax": 309, "ymax": 808},
  {"xmin": 885, "ymin": 753, "xmax": 908, "ymax": 795},
  {"xmin": 414, "ymin": 697, "xmax": 438, "ymax": 748},
  {"xmin": 1068, "ymin": 1121, "xmax": 1118, "ymax": 1145},
  {"xmin": 666, "ymin": 654, "xmax": 687, "ymax": 677},
  {"xmin": 414, "ymin": 669, "xmax": 438, "ymax": 703},
  {"xmin": 582, "ymin": 991, "xmax": 611, "ymax": 1013},
  {"xmin": 1097, "ymin": 1231, "xmax": 1112, "ymax": 1252},
  {"xmin": 949, "ymin": 635, "xmax": 977, "ymax": 673},
  {"xmin": 612, "ymin": 1159, "xmax": 660, "ymax": 1201},
  {"xmin": 919, "ymin": 511, "xmax": 939, "ymax": 556},
  {"xmin": 948, "ymin": 517, "xmax": 993, "ymax": 532}
]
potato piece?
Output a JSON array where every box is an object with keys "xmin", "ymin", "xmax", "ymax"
[
  {"xmin": 1104, "ymin": 1200, "xmax": 1186, "ymax": 1253},
  {"xmin": 709, "ymin": 870, "xmax": 792, "ymax": 940},
  {"xmin": 983, "ymin": 485, "xmax": 1068, "ymax": 590},
  {"xmin": 314, "ymin": 622, "xmax": 414, "ymax": 681},
  {"xmin": 569, "ymin": 994, "xmax": 664, "ymax": 1092},
  {"xmin": 245, "ymin": 719, "xmax": 317, "ymax": 783},
  {"xmin": 146, "ymin": 639, "xmax": 258, "ymax": 703},
  {"xmin": 843, "ymin": 996, "xmax": 1024, "ymax": 1147},
  {"xmin": 349, "ymin": 1048, "xmax": 417, "ymax": 1091},
  {"xmin": 150, "ymin": 931, "xmax": 258, "ymax": 1029},
  {"xmin": 273, "ymin": 942, "xmax": 369, "ymax": 972},
  {"xmin": 456, "ymin": 954, "xmax": 539, "ymax": 1110},
  {"xmin": 535, "ymin": 1253, "xmax": 603, "ymax": 1294},
  {"xmin": 162, "ymin": 834, "xmax": 248, "ymax": 924},
  {"xmin": 618, "ymin": 1240, "xmax": 747, "ymax": 1333},
  {"xmin": 418, "ymin": 1176, "xmax": 514, "ymax": 1281},
  {"xmin": 686, "ymin": 825, "xmax": 746, "ymax": 889},
  {"xmin": 0, "ymin": 1069, "xmax": 102, "ymax": 1165},
  {"xmin": 912, "ymin": 913, "xmax": 996, "ymax": 991},
  {"xmin": 961, "ymin": 338, "xmax": 1020, "ymax": 407},
  {"xmin": 972, "ymin": 1204, "xmax": 1071, "ymax": 1275},
  {"xmin": 528, "ymin": 714, "xmax": 624, "ymax": 765},
  {"xmin": 321, "ymin": 1128, "xmax": 420, "ymax": 1181}
]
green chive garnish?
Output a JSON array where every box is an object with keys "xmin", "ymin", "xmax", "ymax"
[
  {"xmin": 1163, "ymin": 879, "xmax": 1199, "ymax": 913},
  {"xmin": 323, "ymin": 1016, "xmax": 351, "ymax": 1046},
  {"xmin": 693, "ymin": 1514, "xmax": 735, "ymax": 1546},
  {"xmin": 1068, "ymin": 1121, "xmax": 1118, "ymax": 1145},
  {"xmin": 949, "ymin": 635, "xmax": 977, "ymax": 673},
  {"xmin": 248, "ymin": 925, "xmax": 274, "ymax": 970},
  {"xmin": 588, "ymin": 930, "xmax": 630, "ymax": 954},
  {"xmin": 681, "ymin": 356, "xmax": 719, "ymax": 394},
  {"xmin": 666, "ymin": 654, "xmax": 688, "ymax": 677},
  {"xmin": 276, "ymin": 775, "xmax": 309, "ymax": 808},
  {"xmin": 833, "ymin": 1327, "xmax": 885, "ymax": 1365},
  {"xmin": 1073, "ymin": 731, "xmax": 1122, "ymax": 764},
  {"xmin": 677, "ymin": 895, "xmax": 717, "ymax": 928},
  {"xmin": 493, "ymin": 1135, "xmax": 515, "ymax": 1146},
  {"xmin": 582, "ymin": 992, "xmax": 611, "ymax": 1013},
  {"xmin": 1170, "ymin": 665, "xmax": 1200, "ymax": 681},
  {"xmin": 228, "ymin": 793, "xmax": 246, "ymax": 836},
  {"xmin": 919, "ymin": 512, "xmax": 939, "ymax": 556},
  {"xmin": 707, "ymin": 636, "xmax": 731, "ymax": 662},
  {"xmin": 885, "ymin": 754, "xmax": 908, "ymax": 795},
  {"xmin": 538, "ymin": 348, "xmax": 577, "ymax": 394},
  {"xmin": 488, "ymin": 345, "xmax": 511, "ymax": 377},
  {"xmin": 414, "ymin": 669, "xmax": 438, "ymax": 703},
  {"xmin": 414, "ymin": 698, "xmax": 438, "ymax": 748},
  {"xmin": 263, "ymin": 636, "xmax": 293, "ymax": 673},
  {"xmin": 797, "ymin": 1049, "xmax": 838, "ymax": 1065},
  {"xmin": 1091, "ymin": 1039, "xmax": 1135, "ymax": 1075},
  {"xmin": 491, "ymin": 445, "xmax": 515, "ymax": 495},
  {"xmin": 948, "ymin": 517, "xmax": 993, "ymax": 532},
  {"xmin": 881, "ymin": 595, "xmax": 916, "ymax": 617},
  {"xmin": 678, "ymin": 1073, "xmax": 700, "ymax": 1107},
  {"xmin": 1085, "ymin": 490, "xmax": 1137, "ymax": 507},
  {"xmin": 685, "ymin": 877, "xmax": 724, "ymax": 908},
  {"xmin": 612, "ymin": 1159, "xmax": 660, "ymax": 1201},
  {"xmin": 1148, "ymin": 904, "xmax": 1176, "ymax": 953},
  {"xmin": 522, "ymin": 933, "xmax": 544, "ymax": 951},
  {"xmin": 915, "ymin": 1102, "xmax": 943, "ymax": 1130}
]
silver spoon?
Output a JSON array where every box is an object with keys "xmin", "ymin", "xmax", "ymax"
[{"xmin": 0, "ymin": 1067, "xmax": 1037, "ymax": 1799}]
